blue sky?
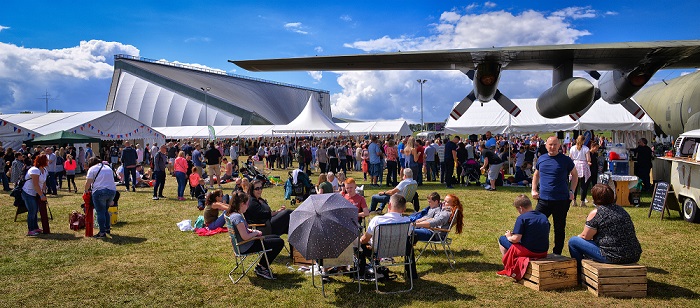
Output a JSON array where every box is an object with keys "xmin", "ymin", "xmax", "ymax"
[{"xmin": 1, "ymin": 1, "xmax": 699, "ymax": 122}]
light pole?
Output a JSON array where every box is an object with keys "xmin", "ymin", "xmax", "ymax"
[
  {"xmin": 417, "ymin": 79, "xmax": 427, "ymax": 131},
  {"xmin": 200, "ymin": 87, "xmax": 211, "ymax": 126}
]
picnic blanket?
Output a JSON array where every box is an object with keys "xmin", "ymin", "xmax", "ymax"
[{"xmin": 195, "ymin": 227, "xmax": 227, "ymax": 236}]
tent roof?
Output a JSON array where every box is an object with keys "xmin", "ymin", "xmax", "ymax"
[
  {"xmin": 31, "ymin": 131, "xmax": 101, "ymax": 145},
  {"xmin": 0, "ymin": 118, "xmax": 40, "ymax": 141},
  {"xmin": 274, "ymin": 95, "xmax": 348, "ymax": 133},
  {"xmin": 0, "ymin": 111, "xmax": 164, "ymax": 141},
  {"xmin": 445, "ymin": 98, "xmax": 654, "ymax": 134}
]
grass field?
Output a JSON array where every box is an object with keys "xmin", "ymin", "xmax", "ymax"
[{"xmin": 1, "ymin": 160, "xmax": 700, "ymax": 307}]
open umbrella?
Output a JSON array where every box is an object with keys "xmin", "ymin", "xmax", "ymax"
[{"xmin": 288, "ymin": 193, "xmax": 360, "ymax": 260}]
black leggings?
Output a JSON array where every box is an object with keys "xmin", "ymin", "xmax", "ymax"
[
  {"xmin": 66, "ymin": 174, "xmax": 77, "ymax": 191},
  {"xmin": 242, "ymin": 235, "xmax": 284, "ymax": 269},
  {"xmin": 574, "ymin": 176, "xmax": 588, "ymax": 201}
]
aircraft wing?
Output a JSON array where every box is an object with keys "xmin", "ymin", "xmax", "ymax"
[{"xmin": 230, "ymin": 40, "xmax": 700, "ymax": 72}]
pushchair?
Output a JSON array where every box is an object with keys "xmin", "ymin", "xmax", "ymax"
[
  {"xmin": 460, "ymin": 159, "xmax": 481, "ymax": 186},
  {"xmin": 245, "ymin": 161, "xmax": 273, "ymax": 188},
  {"xmin": 284, "ymin": 169, "xmax": 314, "ymax": 205}
]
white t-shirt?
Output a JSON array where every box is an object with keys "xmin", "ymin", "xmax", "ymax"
[
  {"xmin": 87, "ymin": 163, "xmax": 117, "ymax": 191},
  {"xmin": 22, "ymin": 166, "xmax": 47, "ymax": 195},
  {"xmin": 569, "ymin": 145, "xmax": 590, "ymax": 162},
  {"xmin": 366, "ymin": 212, "xmax": 411, "ymax": 245}
]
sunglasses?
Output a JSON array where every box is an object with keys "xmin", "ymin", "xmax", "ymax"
[{"xmin": 253, "ymin": 187, "xmax": 263, "ymax": 191}]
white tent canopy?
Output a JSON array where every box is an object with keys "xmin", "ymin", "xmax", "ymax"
[
  {"xmin": 273, "ymin": 95, "xmax": 348, "ymax": 134},
  {"xmin": 152, "ymin": 120, "xmax": 411, "ymax": 139},
  {"xmin": 445, "ymin": 98, "xmax": 654, "ymax": 134},
  {"xmin": 0, "ymin": 111, "xmax": 165, "ymax": 144},
  {"xmin": 0, "ymin": 118, "xmax": 41, "ymax": 149}
]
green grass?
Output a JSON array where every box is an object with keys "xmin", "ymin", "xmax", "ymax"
[{"xmin": 1, "ymin": 159, "xmax": 700, "ymax": 307}]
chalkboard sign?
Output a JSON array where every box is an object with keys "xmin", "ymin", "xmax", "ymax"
[{"xmin": 648, "ymin": 181, "xmax": 670, "ymax": 220}]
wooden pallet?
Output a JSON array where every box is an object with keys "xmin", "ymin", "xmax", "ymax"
[
  {"xmin": 517, "ymin": 254, "xmax": 578, "ymax": 291},
  {"xmin": 582, "ymin": 259, "xmax": 647, "ymax": 298}
]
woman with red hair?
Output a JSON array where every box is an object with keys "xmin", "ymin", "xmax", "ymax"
[
  {"xmin": 21, "ymin": 154, "xmax": 49, "ymax": 236},
  {"xmin": 413, "ymin": 193, "xmax": 463, "ymax": 242}
]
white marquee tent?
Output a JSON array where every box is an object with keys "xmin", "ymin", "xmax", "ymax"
[
  {"xmin": 0, "ymin": 111, "xmax": 165, "ymax": 149},
  {"xmin": 152, "ymin": 120, "xmax": 412, "ymax": 139},
  {"xmin": 273, "ymin": 95, "xmax": 348, "ymax": 134},
  {"xmin": 445, "ymin": 98, "xmax": 654, "ymax": 135}
]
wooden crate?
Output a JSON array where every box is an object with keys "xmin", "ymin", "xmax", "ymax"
[
  {"xmin": 517, "ymin": 254, "xmax": 578, "ymax": 291},
  {"xmin": 582, "ymin": 259, "xmax": 647, "ymax": 298},
  {"xmin": 292, "ymin": 246, "xmax": 313, "ymax": 265}
]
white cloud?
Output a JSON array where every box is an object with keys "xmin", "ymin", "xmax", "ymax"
[
  {"xmin": 484, "ymin": 2, "xmax": 497, "ymax": 8},
  {"xmin": 340, "ymin": 15, "xmax": 352, "ymax": 22},
  {"xmin": 314, "ymin": 46, "xmax": 324, "ymax": 53},
  {"xmin": 308, "ymin": 71, "xmax": 322, "ymax": 81},
  {"xmin": 552, "ymin": 6, "xmax": 598, "ymax": 19},
  {"xmin": 284, "ymin": 22, "xmax": 308, "ymax": 35},
  {"xmin": 331, "ymin": 9, "xmax": 593, "ymax": 121},
  {"xmin": 465, "ymin": 3, "xmax": 478, "ymax": 11},
  {"xmin": 604, "ymin": 11, "xmax": 618, "ymax": 16},
  {"xmin": 0, "ymin": 40, "xmax": 139, "ymax": 113},
  {"xmin": 0, "ymin": 25, "xmax": 9, "ymax": 32}
]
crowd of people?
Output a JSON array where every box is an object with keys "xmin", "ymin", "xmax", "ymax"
[{"xmin": 3, "ymin": 131, "xmax": 646, "ymax": 283}]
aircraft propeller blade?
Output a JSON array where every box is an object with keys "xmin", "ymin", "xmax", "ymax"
[
  {"xmin": 450, "ymin": 90, "xmax": 476, "ymax": 120},
  {"xmin": 620, "ymin": 97, "xmax": 646, "ymax": 119},
  {"xmin": 494, "ymin": 90, "xmax": 522, "ymax": 117}
]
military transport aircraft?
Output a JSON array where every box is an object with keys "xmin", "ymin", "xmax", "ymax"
[
  {"xmin": 230, "ymin": 40, "xmax": 700, "ymax": 124},
  {"xmin": 635, "ymin": 70, "xmax": 700, "ymax": 137}
]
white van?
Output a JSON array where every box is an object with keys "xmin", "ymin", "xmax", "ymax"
[{"xmin": 662, "ymin": 129, "xmax": 700, "ymax": 222}]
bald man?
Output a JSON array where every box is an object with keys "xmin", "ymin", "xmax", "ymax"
[{"xmin": 531, "ymin": 136, "xmax": 577, "ymax": 255}]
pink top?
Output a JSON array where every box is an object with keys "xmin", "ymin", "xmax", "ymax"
[
  {"xmin": 385, "ymin": 146, "xmax": 398, "ymax": 162},
  {"xmin": 189, "ymin": 172, "xmax": 201, "ymax": 187},
  {"xmin": 64, "ymin": 159, "xmax": 77, "ymax": 171},
  {"xmin": 174, "ymin": 157, "xmax": 188, "ymax": 173}
]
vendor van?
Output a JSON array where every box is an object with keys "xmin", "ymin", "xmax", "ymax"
[{"xmin": 660, "ymin": 129, "xmax": 700, "ymax": 222}]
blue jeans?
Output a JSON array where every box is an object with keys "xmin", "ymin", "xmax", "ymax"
[
  {"xmin": 425, "ymin": 161, "xmax": 437, "ymax": 181},
  {"xmin": 92, "ymin": 188, "xmax": 116, "ymax": 234},
  {"xmin": 568, "ymin": 236, "xmax": 607, "ymax": 267},
  {"xmin": 21, "ymin": 191, "xmax": 39, "ymax": 231},
  {"xmin": 175, "ymin": 171, "xmax": 187, "ymax": 198},
  {"xmin": 369, "ymin": 194, "xmax": 391, "ymax": 211},
  {"xmin": 0, "ymin": 171, "xmax": 9, "ymax": 190},
  {"xmin": 414, "ymin": 228, "xmax": 435, "ymax": 242},
  {"xmin": 207, "ymin": 212, "xmax": 227, "ymax": 230}
]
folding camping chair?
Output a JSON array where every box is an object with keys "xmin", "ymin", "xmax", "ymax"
[
  {"xmin": 402, "ymin": 183, "xmax": 419, "ymax": 212},
  {"xmin": 371, "ymin": 221, "xmax": 415, "ymax": 294},
  {"xmin": 312, "ymin": 234, "xmax": 362, "ymax": 297},
  {"xmin": 415, "ymin": 209, "xmax": 458, "ymax": 268},
  {"xmin": 224, "ymin": 216, "xmax": 274, "ymax": 283}
]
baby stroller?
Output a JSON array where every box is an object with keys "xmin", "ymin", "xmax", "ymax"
[
  {"xmin": 461, "ymin": 159, "xmax": 481, "ymax": 186},
  {"xmin": 284, "ymin": 169, "xmax": 313, "ymax": 205},
  {"xmin": 245, "ymin": 161, "xmax": 273, "ymax": 188}
]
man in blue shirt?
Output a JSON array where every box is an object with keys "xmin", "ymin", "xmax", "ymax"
[
  {"xmin": 368, "ymin": 136, "xmax": 382, "ymax": 187},
  {"xmin": 531, "ymin": 136, "xmax": 577, "ymax": 255},
  {"xmin": 484, "ymin": 131, "xmax": 497, "ymax": 149},
  {"xmin": 192, "ymin": 144, "xmax": 203, "ymax": 175}
]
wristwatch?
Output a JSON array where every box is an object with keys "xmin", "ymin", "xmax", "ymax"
[{"xmin": 569, "ymin": 189, "xmax": 574, "ymax": 194}]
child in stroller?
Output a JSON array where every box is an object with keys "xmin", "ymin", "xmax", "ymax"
[{"xmin": 460, "ymin": 159, "xmax": 481, "ymax": 186}]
